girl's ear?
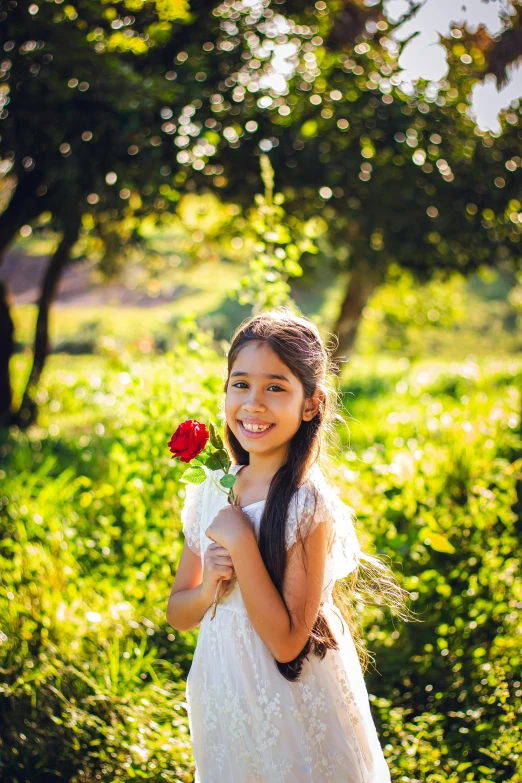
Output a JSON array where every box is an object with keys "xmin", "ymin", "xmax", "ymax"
[{"xmin": 302, "ymin": 393, "xmax": 322, "ymax": 422}]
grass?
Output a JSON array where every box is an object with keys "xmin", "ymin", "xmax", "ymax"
[{"xmin": 2, "ymin": 344, "xmax": 521, "ymax": 781}]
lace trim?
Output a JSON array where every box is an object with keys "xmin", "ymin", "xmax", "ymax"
[{"xmin": 285, "ymin": 473, "xmax": 361, "ymax": 579}]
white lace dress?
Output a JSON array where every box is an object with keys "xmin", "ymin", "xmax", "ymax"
[{"xmin": 180, "ymin": 463, "xmax": 391, "ymax": 783}]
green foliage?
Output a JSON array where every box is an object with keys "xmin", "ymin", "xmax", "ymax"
[
  {"xmin": 219, "ymin": 473, "xmax": 236, "ymax": 489},
  {"xmin": 0, "ymin": 345, "xmax": 223, "ymax": 779},
  {"xmin": 231, "ymin": 155, "xmax": 318, "ymax": 312},
  {"xmin": 339, "ymin": 353, "xmax": 522, "ymax": 781},
  {"xmin": 5, "ymin": 0, "xmax": 522, "ymax": 431},
  {"xmin": 357, "ymin": 265, "xmax": 467, "ymax": 357},
  {"xmin": 207, "ymin": 420, "xmax": 224, "ymax": 451},
  {"xmin": 355, "ymin": 267, "xmax": 521, "ymax": 359},
  {"xmin": 179, "ymin": 465, "xmax": 207, "ymax": 484},
  {"xmin": 1, "ymin": 337, "xmax": 521, "ymax": 780},
  {"xmin": 175, "ymin": 0, "xmax": 522, "ymax": 295}
]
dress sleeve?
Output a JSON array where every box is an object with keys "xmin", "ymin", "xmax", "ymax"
[
  {"xmin": 285, "ymin": 476, "xmax": 361, "ymax": 579},
  {"xmin": 180, "ymin": 479, "xmax": 205, "ymax": 555},
  {"xmin": 285, "ymin": 481, "xmax": 331, "ymax": 550},
  {"xmin": 325, "ymin": 489, "xmax": 361, "ymax": 580}
]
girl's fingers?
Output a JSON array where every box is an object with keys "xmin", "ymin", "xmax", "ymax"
[
  {"xmin": 214, "ymin": 557, "xmax": 233, "ymax": 566},
  {"xmin": 208, "ymin": 543, "xmax": 230, "ymax": 555},
  {"xmin": 210, "ymin": 552, "xmax": 234, "ymax": 564}
]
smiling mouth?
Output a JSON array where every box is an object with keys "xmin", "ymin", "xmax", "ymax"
[{"xmin": 238, "ymin": 420, "xmax": 275, "ymax": 438}]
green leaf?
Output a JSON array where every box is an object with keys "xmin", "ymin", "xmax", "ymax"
[
  {"xmin": 419, "ymin": 527, "xmax": 456, "ymax": 554},
  {"xmin": 220, "ymin": 474, "xmax": 236, "ymax": 489},
  {"xmin": 204, "ymin": 455, "xmax": 222, "ymax": 471},
  {"xmin": 214, "ymin": 449, "xmax": 230, "ymax": 467},
  {"xmin": 208, "ymin": 421, "xmax": 223, "ymax": 450},
  {"xmin": 180, "ymin": 466, "xmax": 207, "ymax": 485},
  {"xmin": 285, "ymin": 259, "xmax": 303, "ymax": 277},
  {"xmin": 286, "ymin": 243, "xmax": 299, "ymax": 260}
]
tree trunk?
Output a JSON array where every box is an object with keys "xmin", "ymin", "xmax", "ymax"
[
  {"xmin": 0, "ymin": 172, "xmax": 49, "ymax": 421},
  {"xmin": 0, "ymin": 169, "xmax": 46, "ymax": 264},
  {"xmin": 332, "ymin": 258, "xmax": 384, "ymax": 364},
  {"xmin": 15, "ymin": 214, "xmax": 82, "ymax": 428},
  {"xmin": 0, "ymin": 281, "xmax": 14, "ymax": 426}
]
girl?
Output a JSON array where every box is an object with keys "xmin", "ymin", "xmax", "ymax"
[{"xmin": 167, "ymin": 307, "xmax": 411, "ymax": 782}]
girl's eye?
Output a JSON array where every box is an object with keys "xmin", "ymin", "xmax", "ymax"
[{"xmin": 232, "ymin": 382, "xmax": 284, "ymax": 392}]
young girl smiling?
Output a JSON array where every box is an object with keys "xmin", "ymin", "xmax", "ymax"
[{"xmin": 167, "ymin": 308, "xmax": 410, "ymax": 782}]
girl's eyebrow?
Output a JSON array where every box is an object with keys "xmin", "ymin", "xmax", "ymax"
[{"xmin": 230, "ymin": 371, "xmax": 290, "ymax": 383}]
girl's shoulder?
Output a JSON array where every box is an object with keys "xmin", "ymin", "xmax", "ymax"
[
  {"xmin": 290, "ymin": 464, "xmax": 360, "ymax": 576},
  {"xmin": 180, "ymin": 466, "xmax": 231, "ymax": 552},
  {"xmin": 180, "ymin": 463, "xmax": 229, "ymax": 521},
  {"xmin": 180, "ymin": 474, "xmax": 209, "ymax": 555},
  {"xmin": 296, "ymin": 463, "xmax": 351, "ymax": 517}
]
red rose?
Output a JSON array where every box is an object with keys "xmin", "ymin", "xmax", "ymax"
[{"xmin": 168, "ymin": 419, "xmax": 209, "ymax": 463}]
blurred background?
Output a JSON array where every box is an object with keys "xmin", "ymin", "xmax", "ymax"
[{"xmin": 1, "ymin": 0, "xmax": 521, "ymax": 780}]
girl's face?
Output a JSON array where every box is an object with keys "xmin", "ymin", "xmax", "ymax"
[{"xmin": 225, "ymin": 341, "xmax": 318, "ymax": 457}]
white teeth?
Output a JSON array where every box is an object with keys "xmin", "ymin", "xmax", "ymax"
[{"xmin": 241, "ymin": 422, "xmax": 272, "ymax": 432}]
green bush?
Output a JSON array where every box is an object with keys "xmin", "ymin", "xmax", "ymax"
[{"xmin": 1, "ymin": 346, "xmax": 521, "ymax": 781}]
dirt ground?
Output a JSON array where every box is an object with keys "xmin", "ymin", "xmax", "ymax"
[{"xmin": 1, "ymin": 249, "xmax": 182, "ymax": 307}]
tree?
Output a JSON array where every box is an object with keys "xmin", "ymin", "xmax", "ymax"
[
  {"xmin": 0, "ymin": 281, "xmax": 13, "ymax": 418},
  {"xmin": 3, "ymin": 0, "xmax": 521, "ymax": 425},
  {"xmin": 169, "ymin": 0, "xmax": 521, "ymax": 358},
  {"xmin": 0, "ymin": 0, "xmax": 211, "ymax": 424}
]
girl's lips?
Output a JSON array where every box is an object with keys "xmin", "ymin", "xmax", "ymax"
[{"xmin": 238, "ymin": 420, "xmax": 275, "ymax": 439}]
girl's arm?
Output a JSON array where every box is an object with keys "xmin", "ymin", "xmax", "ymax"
[
  {"xmin": 167, "ymin": 540, "xmax": 236, "ymax": 631},
  {"xmin": 166, "ymin": 543, "xmax": 213, "ymax": 631},
  {"xmin": 229, "ymin": 520, "xmax": 329, "ymax": 663},
  {"xmin": 167, "ymin": 583, "xmax": 214, "ymax": 632}
]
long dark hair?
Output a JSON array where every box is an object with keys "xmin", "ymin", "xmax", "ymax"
[{"xmin": 221, "ymin": 307, "xmax": 413, "ymax": 682}]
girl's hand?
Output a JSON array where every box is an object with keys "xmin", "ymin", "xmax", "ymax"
[
  {"xmin": 202, "ymin": 542, "xmax": 235, "ymax": 603},
  {"xmin": 204, "ymin": 505, "xmax": 253, "ymax": 553}
]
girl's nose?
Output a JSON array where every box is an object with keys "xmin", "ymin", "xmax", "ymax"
[{"xmin": 244, "ymin": 395, "xmax": 266, "ymax": 410}]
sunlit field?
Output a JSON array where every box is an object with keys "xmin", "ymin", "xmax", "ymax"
[
  {"xmin": 2, "ymin": 272, "xmax": 521, "ymax": 779},
  {"xmin": 3, "ymin": 0, "xmax": 522, "ymax": 778}
]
